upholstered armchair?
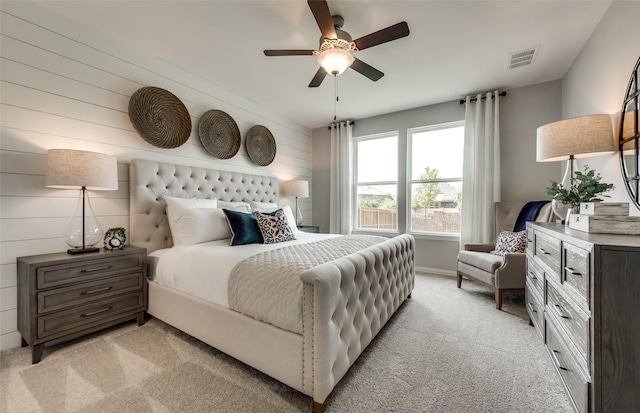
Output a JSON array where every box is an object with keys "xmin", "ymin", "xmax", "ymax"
[{"xmin": 456, "ymin": 201, "xmax": 553, "ymax": 310}]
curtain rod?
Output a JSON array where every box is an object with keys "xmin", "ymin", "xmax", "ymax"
[
  {"xmin": 327, "ymin": 120, "xmax": 355, "ymax": 130},
  {"xmin": 459, "ymin": 91, "xmax": 507, "ymax": 105}
]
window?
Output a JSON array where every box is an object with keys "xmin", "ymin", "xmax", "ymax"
[
  {"xmin": 354, "ymin": 133, "xmax": 398, "ymax": 231},
  {"xmin": 408, "ymin": 122, "xmax": 464, "ymax": 235}
]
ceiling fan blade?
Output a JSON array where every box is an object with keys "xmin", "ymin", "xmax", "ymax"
[
  {"xmin": 350, "ymin": 58, "xmax": 384, "ymax": 81},
  {"xmin": 354, "ymin": 21, "xmax": 410, "ymax": 51},
  {"xmin": 307, "ymin": 0, "xmax": 336, "ymax": 39},
  {"xmin": 308, "ymin": 67, "xmax": 328, "ymax": 87},
  {"xmin": 264, "ymin": 50, "xmax": 315, "ymax": 56}
]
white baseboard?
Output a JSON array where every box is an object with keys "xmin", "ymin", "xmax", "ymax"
[{"xmin": 415, "ymin": 266, "xmax": 456, "ymax": 277}]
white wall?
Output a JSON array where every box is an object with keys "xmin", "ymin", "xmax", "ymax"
[
  {"xmin": 312, "ymin": 80, "xmax": 564, "ymax": 273},
  {"xmin": 0, "ymin": 2, "xmax": 312, "ymax": 350},
  {"xmin": 561, "ymin": 1, "xmax": 640, "ymax": 214}
]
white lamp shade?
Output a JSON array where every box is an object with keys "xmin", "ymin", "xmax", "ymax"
[
  {"xmin": 280, "ymin": 180, "xmax": 309, "ymax": 198},
  {"xmin": 536, "ymin": 114, "xmax": 615, "ymax": 162},
  {"xmin": 46, "ymin": 149, "xmax": 118, "ymax": 190},
  {"xmin": 317, "ymin": 48, "xmax": 354, "ymax": 76}
]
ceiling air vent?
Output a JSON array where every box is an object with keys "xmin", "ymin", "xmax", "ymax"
[{"xmin": 509, "ymin": 47, "xmax": 539, "ymax": 69}]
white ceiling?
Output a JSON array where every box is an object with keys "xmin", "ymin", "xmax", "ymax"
[{"xmin": 36, "ymin": 0, "xmax": 612, "ymax": 130}]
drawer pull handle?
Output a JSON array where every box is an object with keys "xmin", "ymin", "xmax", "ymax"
[
  {"xmin": 81, "ymin": 286, "xmax": 112, "ymax": 295},
  {"xmin": 528, "ymin": 271, "xmax": 538, "ymax": 280},
  {"xmin": 539, "ymin": 248, "xmax": 550, "ymax": 255},
  {"xmin": 527, "ymin": 302, "xmax": 537, "ymax": 313},
  {"xmin": 564, "ymin": 267, "xmax": 582, "ymax": 276},
  {"xmin": 81, "ymin": 265, "xmax": 112, "ymax": 273},
  {"xmin": 81, "ymin": 307, "xmax": 112, "ymax": 317},
  {"xmin": 551, "ymin": 350, "xmax": 570, "ymax": 371},
  {"xmin": 554, "ymin": 304, "xmax": 571, "ymax": 320}
]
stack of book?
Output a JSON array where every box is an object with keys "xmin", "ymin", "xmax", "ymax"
[{"xmin": 568, "ymin": 202, "xmax": 640, "ymax": 234}]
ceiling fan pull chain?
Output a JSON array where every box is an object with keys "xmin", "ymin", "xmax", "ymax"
[{"xmin": 334, "ymin": 75, "xmax": 338, "ymax": 121}]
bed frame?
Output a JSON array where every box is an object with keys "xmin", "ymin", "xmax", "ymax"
[{"xmin": 129, "ymin": 159, "xmax": 415, "ymax": 412}]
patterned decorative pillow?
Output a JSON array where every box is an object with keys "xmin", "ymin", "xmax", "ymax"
[
  {"xmin": 256, "ymin": 210, "xmax": 296, "ymax": 244},
  {"xmin": 491, "ymin": 230, "xmax": 527, "ymax": 256}
]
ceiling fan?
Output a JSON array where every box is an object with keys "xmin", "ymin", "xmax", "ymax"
[{"xmin": 264, "ymin": 0, "xmax": 410, "ymax": 87}]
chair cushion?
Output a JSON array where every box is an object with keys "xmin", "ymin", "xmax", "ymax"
[
  {"xmin": 457, "ymin": 250, "xmax": 504, "ymax": 273},
  {"xmin": 491, "ymin": 230, "xmax": 526, "ymax": 256}
]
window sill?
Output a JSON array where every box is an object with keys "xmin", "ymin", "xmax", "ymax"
[
  {"xmin": 351, "ymin": 229, "xmax": 460, "ymax": 242},
  {"xmin": 410, "ymin": 232, "xmax": 460, "ymax": 242}
]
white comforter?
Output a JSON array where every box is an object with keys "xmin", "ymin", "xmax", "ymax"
[{"xmin": 153, "ymin": 232, "xmax": 339, "ymax": 308}]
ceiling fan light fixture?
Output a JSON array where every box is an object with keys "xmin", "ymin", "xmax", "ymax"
[{"xmin": 317, "ymin": 48, "xmax": 354, "ymax": 76}]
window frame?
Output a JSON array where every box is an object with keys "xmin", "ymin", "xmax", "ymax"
[
  {"xmin": 352, "ymin": 131, "xmax": 400, "ymax": 235},
  {"xmin": 406, "ymin": 120, "xmax": 464, "ymax": 239}
]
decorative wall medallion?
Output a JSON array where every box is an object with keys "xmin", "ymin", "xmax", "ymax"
[
  {"xmin": 197, "ymin": 110, "xmax": 241, "ymax": 159},
  {"xmin": 245, "ymin": 125, "xmax": 276, "ymax": 166},
  {"xmin": 128, "ymin": 86, "xmax": 191, "ymax": 149}
]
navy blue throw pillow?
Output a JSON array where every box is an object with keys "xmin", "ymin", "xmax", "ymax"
[{"xmin": 223, "ymin": 208, "xmax": 279, "ymax": 246}]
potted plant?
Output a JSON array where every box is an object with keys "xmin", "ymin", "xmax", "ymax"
[{"xmin": 545, "ymin": 166, "xmax": 614, "ymax": 221}]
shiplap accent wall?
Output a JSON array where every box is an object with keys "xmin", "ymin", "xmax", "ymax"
[{"xmin": 0, "ymin": 2, "xmax": 313, "ymax": 350}]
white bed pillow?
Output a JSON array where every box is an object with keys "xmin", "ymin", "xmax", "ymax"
[
  {"xmin": 217, "ymin": 200, "xmax": 251, "ymax": 213},
  {"xmin": 164, "ymin": 196, "xmax": 218, "ymax": 245},
  {"xmin": 248, "ymin": 201, "xmax": 278, "ymax": 212},
  {"xmin": 177, "ymin": 208, "xmax": 227, "ymax": 245}
]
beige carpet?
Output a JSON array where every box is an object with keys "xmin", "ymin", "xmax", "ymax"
[{"xmin": 0, "ymin": 273, "xmax": 573, "ymax": 412}]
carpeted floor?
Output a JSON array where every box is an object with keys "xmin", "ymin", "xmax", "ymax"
[{"xmin": 0, "ymin": 273, "xmax": 573, "ymax": 412}]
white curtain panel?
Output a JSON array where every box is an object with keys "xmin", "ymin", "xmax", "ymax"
[
  {"xmin": 329, "ymin": 121, "xmax": 353, "ymax": 234},
  {"xmin": 460, "ymin": 91, "xmax": 501, "ymax": 248}
]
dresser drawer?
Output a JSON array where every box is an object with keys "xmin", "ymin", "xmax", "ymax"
[
  {"xmin": 37, "ymin": 292, "xmax": 145, "ymax": 339},
  {"xmin": 546, "ymin": 321, "xmax": 589, "ymax": 413},
  {"xmin": 526, "ymin": 227, "xmax": 535, "ymax": 256},
  {"xmin": 525, "ymin": 282, "xmax": 544, "ymax": 338},
  {"xmin": 526, "ymin": 257, "xmax": 544, "ymax": 297},
  {"xmin": 562, "ymin": 243, "xmax": 590, "ymax": 304},
  {"xmin": 37, "ymin": 272, "xmax": 144, "ymax": 314},
  {"xmin": 37, "ymin": 254, "xmax": 145, "ymax": 289},
  {"xmin": 535, "ymin": 232, "xmax": 561, "ymax": 277},
  {"xmin": 546, "ymin": 281, "xmax": 589, "ymax": 367}
]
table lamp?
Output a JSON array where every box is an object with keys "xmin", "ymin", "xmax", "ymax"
[
  {"xmin": 280, "ymin": 180, "xmax": 309, "ymax": 226},
  {"xmin": 46, "ymin": 149, "xmax": 118, "ymax": 254}
]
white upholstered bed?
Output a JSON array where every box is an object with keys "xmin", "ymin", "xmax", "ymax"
[{"xmin": 129, "ymin": 159, "xmax": 415, "ymax": 411}]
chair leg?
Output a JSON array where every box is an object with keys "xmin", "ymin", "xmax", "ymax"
[
  {"xmin": 495, "ymin": 289, "xmax": 503, "ymax": 310},
  {"xmin": 457, "ymin": 272, "xmax": 462, "ymax": 288}
]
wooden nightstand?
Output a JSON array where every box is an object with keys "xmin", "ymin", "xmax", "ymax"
[
  {"xmin": 298, "ymin": 226, "xmax": 320, "ymax": 233},
  {"xmin": 17, "ymin": 246, "xmax": 147, "ymax": 363}
]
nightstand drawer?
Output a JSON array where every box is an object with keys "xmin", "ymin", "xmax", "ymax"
[
  {"xmin": 547, "ymin": 281, "xmax": 589, "ymax": 366},
  {"xmin": 37, "ymin": 272, "xmax": 144, "ymax": 314},
  {"xmin": 298, "ymin": 226, "xmax": 320, "ymax": 233},
  {"xmin": 546, "ymin": 320, "xmax": 589, "ymax": 413},
  {"xmin": 37, "ymin": 254, "xmax": 145, "ymax": 289},
  {"xmin": 562, "ymin": 243, "xmax": 590, "ymax": 303},
  {"xmin": 37, "ymin": 291, "xmax": 144, "ymax": 339},
  {"xmin": 535, "ymin": 232, "xmax": 561, "ymax": 277}
]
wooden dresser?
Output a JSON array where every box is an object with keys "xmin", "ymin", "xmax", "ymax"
[
  {"xmin": 17, "ymin": 246, "xmax": 147, "ymax": 363},
  {"xmin": 525, "ymin": 222, "xmax": 640, "ymax": 413}
]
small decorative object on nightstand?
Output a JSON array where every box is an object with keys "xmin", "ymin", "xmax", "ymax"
[
  {"xmin": 104, "ymin": 227, "xmax": 127, "ymax": 250},
  {"xmin": 17, "ymin": 246, "xmax": 147, "ymax": 364},
  {"xmin": 297, "ymin": 225, "xmax": 320, "ymax": 233}
]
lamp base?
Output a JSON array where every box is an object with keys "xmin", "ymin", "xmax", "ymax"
[{"xmin": 67, "ymin": 247, "xmax": 100, "ymax": 255}]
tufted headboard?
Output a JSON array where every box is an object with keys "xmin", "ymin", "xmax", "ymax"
[{"xmin": 129, "ymin": 158, "xmax": 279, "ymax": 252}]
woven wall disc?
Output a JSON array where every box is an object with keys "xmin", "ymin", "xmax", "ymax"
[
  {"xmin": 197, "ymin": 110, "xmax": 241, "ymax": 159},
  {"xmin": 245, "ymin": 125, "xmax": 276, "ymax": 166},
  {"xmin": 128, "ymin": 86, "xmax": 191, "ymax": 149}
]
